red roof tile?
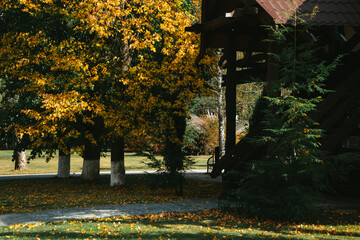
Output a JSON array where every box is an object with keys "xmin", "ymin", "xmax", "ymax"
[{"xmin": 256, "ymin": 0, "xmax": 360, "ymax": 26}]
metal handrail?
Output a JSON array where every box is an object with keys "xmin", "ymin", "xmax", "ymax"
[
  {"xmin": 207, "ymin": 146, "xmax": 219, "ymax": 173},
  {"xmin": 207, "ymin": 154, "xmax": 215, "ymax": 173}
]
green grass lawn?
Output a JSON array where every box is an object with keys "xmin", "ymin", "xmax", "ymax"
[
  {"xmin": 1, "ymin": 152, "xmax": 360, "ymax": 239},
  {"xmin": 1, "ymin": 209, "xmax": 360, "ymax": 239},
  {"xmin": 0, "ymin": 150, "xmax": 210, "ymax": 175}
]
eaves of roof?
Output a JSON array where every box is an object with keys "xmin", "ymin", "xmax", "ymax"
[{"xmin": 256, "ymin": 0, "xmax": 360, "ymax": 26}]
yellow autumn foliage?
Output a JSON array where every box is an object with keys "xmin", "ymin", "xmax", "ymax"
[{"xmin": 0, "ymin": 0, "xmax": 208, "ymax": 153}]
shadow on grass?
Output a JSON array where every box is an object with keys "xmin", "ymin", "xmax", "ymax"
[
  {"xmin": 284, "ymin": 210, "xmax": 360, "ymax": 238},
  {"xmin": 1, "ymin": 209, "xmax": 360, "ymax": 240},
  {"xmin": 0, "ymin": 231, "xmax": 293, "ymax": 240},
  {"xmin": 0, "ymin": 219, "xmax": 296, "ymax": 240},
  {"xmin": 287, "ymin": 227, "xmax": 360, "ymax": 239}
]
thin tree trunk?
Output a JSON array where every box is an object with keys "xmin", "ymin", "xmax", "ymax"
[
  {"xmin": 58, "ymin": 148, "xmax": 70, "ymax": 178},
  {"xmin": 82, "ymin": 143, "xmax": 100, "ymax": 182},
  {"xmin": 110, "ymin": 137, "xmax": 125, "ymax": 186},
  {"xmin": 14, "ymin": 150, "xmax": 26, "ymax": 170},
  {"xmin": 217, "ymin": 67, "xmax": 226, "ymax": 158},
  {"xmin": 164, "ymin": 115, "xmax": 186, "ymax": 196}
]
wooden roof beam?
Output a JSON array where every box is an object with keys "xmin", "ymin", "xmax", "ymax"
[
  {"xmin": 185, "ymin": 7, "xmax": 258, "ymax": 34},
  {"xmin": 222, "ymin": 69, "xmax": 266, "ymax": 86},
  {"xmin": 343, "ymin": 31, "xmax": 360, "ymax": 52},
  {"xmin": 226, "ymin": 7, "xmax": 258, "ymax": 18},
  {"xmin": 223, "ymin": 53, "xmax": 267, "ymax": 69}
]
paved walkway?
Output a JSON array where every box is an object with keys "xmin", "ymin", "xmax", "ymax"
[
  {"xmin": 0, "ymin": 170, "xmax": 221, "ymax": 227},
  {"xmin": 0, "ymin": 200, "xmax": 219, "ymax": 227},
  {"xmin": 0, "ymin": 169, "xmax": 221, "ymax": 182}
]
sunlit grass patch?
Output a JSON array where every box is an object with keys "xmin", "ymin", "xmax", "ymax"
[
  {"xmin": 0, "ymin": 174, "xmax": 221, "ymax": 214},
  {"xmin": 1, "ymin": 210, "xmax": 360, "ymax": 239}
]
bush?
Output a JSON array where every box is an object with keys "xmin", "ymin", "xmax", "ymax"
[{"xmin": 183, "ymin": 114, "xmax": 219, "ymax": 155}]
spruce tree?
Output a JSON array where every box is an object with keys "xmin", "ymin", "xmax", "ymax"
[{"xmin": 232, "ymin": 19, "xmax": 341, "ymax": 220}]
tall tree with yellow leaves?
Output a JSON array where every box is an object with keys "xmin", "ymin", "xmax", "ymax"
[{"xmin": 0, "ymin": 0, "xmax": 206, "ymax": 186}]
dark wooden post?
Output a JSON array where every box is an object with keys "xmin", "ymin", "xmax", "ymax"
[{"xmin": 225, "ymin": 32, "xmax": 237, "ymax": 155}]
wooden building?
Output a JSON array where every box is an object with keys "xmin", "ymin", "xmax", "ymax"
[{"xmin": 186, "ymin": 0, "xmax": 360, "ymax": 178}]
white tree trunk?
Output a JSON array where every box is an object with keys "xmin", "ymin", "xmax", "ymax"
[
  {"xmin": 111, "ymin": 161, "xmax": 125, "ymax": 186},
  {"xmin": 81, "ymin": 139, "xmax": 101, "ymax": 182},
  {"xmin": 15, "ymin": 150, "xmax": 26, "ymax": 170},
  {"xmin": 82, "ymin": 159, "xmax": 100, "ymax": 181},
  {"xmin": 58, "ymin": 151, "xmax": 70, "ymax": 178},
  {"xmin": 110, "ymin": 138, "xmax": 125, "ymax": 186}
]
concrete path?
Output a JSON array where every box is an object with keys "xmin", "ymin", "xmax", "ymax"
[
  {"xmin": 0, "ymin": 200, "xmax": 219, "ymax": 227},
  {"xmin": 0, "ymin": 170, "xmax": 154, "ymax": 180},
  {"xmin": 0, "ymin": 169, "xmax": 219, "ymax": 181},
  {"xmin": 0, "ymin": 170, "xmax": 221, "ymax": 227}
]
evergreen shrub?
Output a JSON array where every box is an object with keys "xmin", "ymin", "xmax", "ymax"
[{"xmin": 231, "ymin": 19, "xmax": 341, "ymax": 220}]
